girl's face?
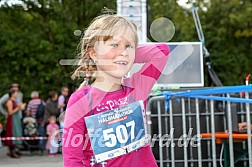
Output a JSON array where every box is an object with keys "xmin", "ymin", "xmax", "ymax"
[
  {"xmin": 50, "ymin": 116, "xmax": 56, "ymax": 124},
  {"xmin": 92, "ymin": 28, "xmax": 136, "ymax": 80}
]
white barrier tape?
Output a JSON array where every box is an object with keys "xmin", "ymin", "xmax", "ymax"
[{"xmin": 0, "ymin": 137, "xmax": 48, "ymax": 141}]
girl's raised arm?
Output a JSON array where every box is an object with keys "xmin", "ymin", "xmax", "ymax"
[{"xmin": 125, "ymin": 44, "xmax": 170, "ymax": 101}]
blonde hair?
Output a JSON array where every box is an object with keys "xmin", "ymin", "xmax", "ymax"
[{"xmin": 72, "ymin": 13, "xmax": 138, "ymax": 89}]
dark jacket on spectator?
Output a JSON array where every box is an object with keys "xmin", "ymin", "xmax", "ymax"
[{"xmin": 44, "ymin": 99, "xmax": 59, "ymax": 122}]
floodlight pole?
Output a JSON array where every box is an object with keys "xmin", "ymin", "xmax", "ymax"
[{"xmin": 190, "ymin": 1, "xmax": 223, "ymax": 86}]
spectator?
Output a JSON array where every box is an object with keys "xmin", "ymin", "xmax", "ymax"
[
  {"xmin": 58, "ymin": 111, "xmax": 65, "ymax": 153},
  {"xmin": 26, "ymin": 91, "xmax": 45, "ymax": 119},
  {"xmin": 58, "ymin": 87, "xmax": 69, "ymax": 113},
  {"xmin": 25, "ymin": 91, "xmax": 46, "ymax": 151},
  {"xmin": 0, "ymin": 83, "xmax": 22, "ymax": 117},
  {"xmin": 23, "ymin": 117, "xmax": 37, "ymax": 136},
  {"xmin": 46, "ymin": 115, "xmax": 59, "ymax": 157},
  {"xmin": 238, "ymin": 111, "xmax": 252, "ymax": 131},
  {"xmin": 44, "ymin": 91, "xmax": 60, "ymax": 123},
  {"xmin": 5, "ymin": 89, "xmax": 26, "ymax": 158},
  {"xmin": 238, "ymin": 122, "xmax": 252, "ymax": 131}
]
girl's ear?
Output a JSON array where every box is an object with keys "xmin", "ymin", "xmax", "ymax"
[{"xmin": 88, "ymin": 48, "xmax": 97, "ymax": 62}]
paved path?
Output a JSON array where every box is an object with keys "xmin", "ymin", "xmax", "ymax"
[{"xmin": 0, "ymin": 146, "xmax": 63, "ymax": 167}]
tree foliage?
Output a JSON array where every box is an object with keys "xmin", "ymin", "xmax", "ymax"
[
  {"xmin": 147, "ymin": 0, "xmax": 251, "ymax": 85},
  {"xmin": 0, "ymin": 0, "xmax": 116, "ymax": 100}
]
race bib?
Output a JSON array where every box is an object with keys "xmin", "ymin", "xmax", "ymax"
[{"xmin": 85, "ymin": 100, "xmax": 148, "ymax": 163}]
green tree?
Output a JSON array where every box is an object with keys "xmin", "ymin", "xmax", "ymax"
[
  {"xmin": 147, "ymin": 0, "xmax": 252, "ymax": 86},
  {"xmin": 0, "ymin": 0, "xmax": 116, "ymax": 101},
  {"xmin": 202, "ymin": 0, "xmax": 252, "ymax": 85}
]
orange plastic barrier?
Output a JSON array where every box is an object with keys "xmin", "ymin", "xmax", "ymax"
[{"xmin": 201, "ymin": 132, "xmax": 252, "ymax": 144}]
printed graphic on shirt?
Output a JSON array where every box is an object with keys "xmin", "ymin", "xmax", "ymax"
[
  {"xmin": 95, "ymin": 97, "xmax": 128, "ymax": 113},
  {"xmin": 85, "ymin": 101, "xmax": 148, "ymax": 163}
]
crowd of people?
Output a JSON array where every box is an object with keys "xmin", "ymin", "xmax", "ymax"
[{"xmin": 0, "ymin": 83, "xmax": 69, "ymax": 158}]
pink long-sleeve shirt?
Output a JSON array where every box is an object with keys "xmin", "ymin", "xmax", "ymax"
[{"xmin": 63, "ymin": 44, "xmax": 170, "ymax": 167}]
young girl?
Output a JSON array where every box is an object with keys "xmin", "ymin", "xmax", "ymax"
[
  {"xmin": 46, "ymin": 115, "xmax": 59, "ymax": 156},
  {"xmin": 63, "ymin": 13, "xmax": 170, "ymax": 167}
]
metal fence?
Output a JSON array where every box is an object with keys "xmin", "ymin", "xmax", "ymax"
[{"xmin": 146, "ymin": 85, "xmax": 252, "ymax": 167}]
